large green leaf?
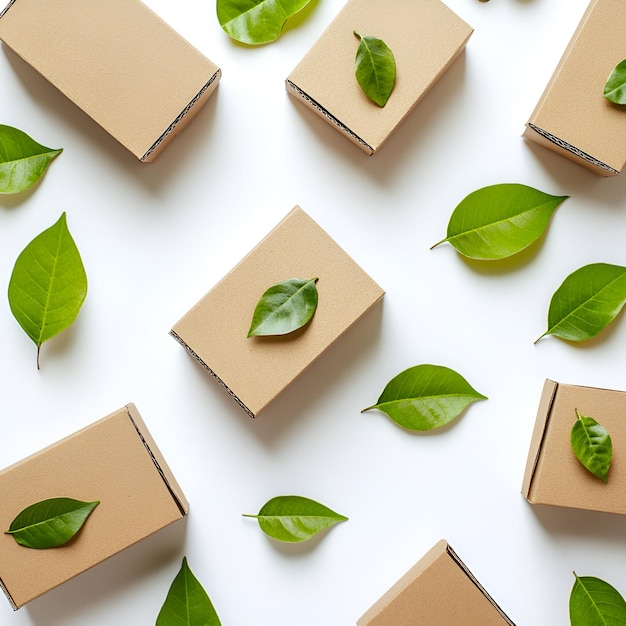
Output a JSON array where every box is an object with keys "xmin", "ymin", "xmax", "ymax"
[
  {"xmin": 362, "ymin": 364, "xmax": 487, "ymax": 431},
  {"xmin": 353, "ymin": 32, "xmax": 396, "ymax": 108},
  {"xmin": 571, "ymin": 409, "xmax": 612, "ymax": 483},
  {"xmin": 243, "ymin": 495, "xmax": 348, "ymax": 543},
  {"xmin": 431, "ymin": 184, "xmax": 568, "ymax": 260},
  {"xmin": 156, "ymin": 557, "xmax": 221, "ymax": 626},
  {"xmin": 8, "ymin": 212, "xmax": 88, "ymax": 368},
  {"xmin": 0, "ymin": 124, "xmax": 62, "ymax": 194},
  {"xmin": 569, "ymin": 573, "xmax": 626, "ymax": 625},
  {"xmin": 536, "ymin": 263, "xmax": 626, "ymax": 343},
  {"xmin": 217, "ymin": 0, "xmax": 311, "ymax": 45},
  {"xmin": 604, "ymin": 59, "xmax": 626, "ymax": 105},
  {"xmin": 247, "ymin": 277, "xmax": 318, "ymax": 337},
  {"xmin": 5, "ymin": 497, "xmax": 99, "ymax": 549}
]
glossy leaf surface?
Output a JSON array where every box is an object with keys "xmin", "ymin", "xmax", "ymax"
[
  {"xmin": 8, "ymin": 212, "xmax": 88, "ymax": 368},
  {"xmin": 569, "ymin": 573, "xmax": 626, "ymax": 625},
  {"xmin": 217, "ymin": 0, "xmax": 311, "ymax": 44},
  {"xmin": 0, "ymin": 125, "xmax": 62, "ymax": 194},
  {"xmin": 248, "ymin": 277, "xmax": 318, "ymax": 337},
  {"xmin": 243, "ymin": 495, "xmax": 348, "ymax": 542},
  {"xmin": 431, "ymin": 184, "xmax": 568, "ymax": 260},
  {"xmin": 604, "ymin": 59, "xmax": 626, "ymax": 105},
  {"xmin": 537, "ymin": 263, "xmax": 626, "ymax": 343},
  {"xmin": 362, "ymin": 364, "xmax": 487, "ymax": 431},
  {"xmin": 354, "ymin": 32, "xmax": 396, "ymax": 107},
  {"xmin": 156, "ymin": 557, "xmax": 221, "ymax": 626},
  {"xmin": 5, "ymin": 497, "xmax": 99, "ymax": 549},
  {"xmin": 571, "ymin": 409, "xmax": 612, "ymax": 483}
]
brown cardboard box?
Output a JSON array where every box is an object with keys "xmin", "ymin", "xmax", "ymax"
[
  {"xmin": 0, "ymin": 0, "xmax": 221, "ymax": 162},
  {"xmin": 171, "ymin": 206, "xmax": 384, "ymax": 418},
  {"xmin": 357, "ymin": 539, "xmax": 515, "ymax": 625},
  {"xmin": 523, "ymin": 0, "xmax": 626, "ymax": 176},
  {"xmin": 286, "ymin": 0, "xmax": 473, "ymax": 155},
  {"xmin": 0, "ymin": 404, "xmax": 188, "ymax": 609},
  {"xmin": 522, "ymin": 379, "xmax": 626, "ymax": 513}
]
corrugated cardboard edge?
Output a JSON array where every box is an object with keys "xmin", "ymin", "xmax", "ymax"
[
  {"xmin": 357, "ymin": 540, "xmax": 515, "ymax": 625},
  {"xmin": 124, "ymin": 403, "xmax": 189, "ymax": 515},
  {"xmin": 521, "ymin": 379, "xmax": 559, "ymax": 501},
  {"xmin": 169, "ymin": 329, "xmax": 256, "ymax": 419},
  {"xmin": 0, "ymin": 0, "xmax": 16, "ymax": 19},
  {"xmin": 285, "ymin": 80, "xmax": 374, "ymax": 155},
  {"xmin": 0, "ymin": 574, "xmax": 17, "ymax": 611},
  {"xmin": 141, "ymin": 68, "xmax": 221, "ymax": 162},
  {"xmin": 522, "ymin": 0, "xmax": 619, "ymax": 177}
]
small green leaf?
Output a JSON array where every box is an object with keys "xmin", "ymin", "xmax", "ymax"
[
  {"xmin": 8, "ymin": 212, "xmax": 88, "ymax": 368},
  {"xmin": 247, "ymin": 277, "xmax": 318, "ymax": 337},
  {"xmin": 5, "ymin": 497, "xmax": 99, "ymax": 549},
  {"xmin": 362, "ymin": 364, "xmax": 487, "ymax": 431},
  {"xmin": 431, "ymin": 184, "xmax": 568, "ymax": 260},
  {"xmin": 217, "ymin": 0, "xmax": 311, "ymax": 45},
  {"xmin": 569, "ymin": 573, "xmax": 626, "ymax": 625},
  {"xmin": 536, "ymin": 263, "xmax": 626, "ymax": 343},
  {"xmin": 156, "ymin": 557, "xmax": 221, "ymax": 626},
  {"xmin": 571, "ymin": 409, "xmax": 612, "ymax": 483},
  {"xmin": 603, "ymin": 59, "xmax": 626, "ymax": 105},
  {"xmin": 243, "ymin": 495, "xmax": 348, "ymax": 543},
  {"xmin": 354, "ymin": 31, "xmax": 396, "ymax": 107},
  {"xmin": 0, "ymin": 124, "xmax": 62, "ymax": 194}
]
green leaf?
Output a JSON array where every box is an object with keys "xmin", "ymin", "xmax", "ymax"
[
  {"xmin": 571, "ymin": 409, "xmax": 612, "ymax": 483},
  {"xmin": 8, "ymin": 212, "xmax": 88, "ymax": 368},
  {"xmin": 216, "ymin": 0, "xmax": 311, "ymax": 45},
  {"xmin": 536, "ymin": 263, "xmax": 626, "ymax": 343},
  {"xmin": 569, "ymin": 573, "xmax": 626, "ymax": 625},
  {"xmin": 0, "ymin": 124, "xmax": 62, "ymax": 194},
  {"xmin": 603, "ymin": 59, "xmax": 626, "ymax": 105},
  {"xmin": 5, "ymin": 497, "xmax": 99, "ymax": 549},
  {"xmin": 247, "ymin": 277, "xmax": 318, "ymax": 337},
  {"xmin": 362, "ymin": 364, "xmax": 487, "ymax": 431},
  {"xmin": 354, "ymin": 31, "xmax": 396, "ymax": 107},
  {"xmin": 243, "ymin": 495, "xmax": 348, "ymax": 543},
  {"xmin": 431, "ymin": 184, "xmax": 568, "ymax": 260},
  {"xmin": 156, "ymin": 557, "xmax": 221, "ymax": 626}
]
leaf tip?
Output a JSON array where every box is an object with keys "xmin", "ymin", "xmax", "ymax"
[{"xmin": 353, "ymin": 30, "xmax": 361, "ymax": 39}]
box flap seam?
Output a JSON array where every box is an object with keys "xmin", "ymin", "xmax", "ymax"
[{"xmin": 169, "ymin": 329, "xmax": 255, "ymax": 418}]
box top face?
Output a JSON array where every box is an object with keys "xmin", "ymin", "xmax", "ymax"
[
  {"xmin": 527, "ymin": 0, "xmax": 626, "ymax": 173},
  {"xmin": 525, "ymin": 380, "xmax": 626, "ymax": 514},
  {"xmin": 0, "ymin": 404, "xmax": 187, "ymax": 608},
  {"xmin": 0, "ymin": 0, "xmax": 219, "ymax": 159},
  {"xmin": 357, "ymin": 540, "xmax": 514, "ymax": 625},
  {"xmin": 287, "ymin": 0, "xmax": 472, "ymax": 151},
  {"xmin": 171, "ymin": 206, "xmax": 384, "ymax": 417}
]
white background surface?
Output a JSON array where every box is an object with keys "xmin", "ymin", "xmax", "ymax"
[{"xmin": 1, "ymin": 0, "xmax": 626, "ymax": 624}]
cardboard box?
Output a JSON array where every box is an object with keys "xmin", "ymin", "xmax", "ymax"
[
  {"xmin": 170, "ymin": 206, "xmax": 384, "ymax": 418},
  {"xmin": 523, "ymin": 379, "xmax": 626, "ymax": 513},
  {"xmin": 523, "ymin": 0, "xmax": 626, "ymax": 176},
  {"xmin": 0, "ymin": 403, "xmax": 188, "ymax": 609},
  {"xmin": 286, "ymin": 0, "xmax": 473, "ymax": 155},
  {"xmin": 357, "ymin": 539, "xmax": 515, "ymax": 625},
  {"xmin": 0, "ymin": 0, "xmax": 221, "ymax": 162}
]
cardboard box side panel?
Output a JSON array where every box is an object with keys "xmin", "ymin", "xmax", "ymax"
[
  {"xmin": 529, "ymin": 383, "xmax": 626, "ymax": 513},
  {"xmin": 525, "ymin": 0, "xmax": 626, "ymax": 174},
  {"xmin": 522, "ymin": 379, "xmax": 558, "ymax": 499},
  {"xmin": 172, "ymin": 206, "xmax": 384, "ymax": 417},
  {"xmin": 125, "ymin": 404, "xmax": 189, "ymax": 513}
]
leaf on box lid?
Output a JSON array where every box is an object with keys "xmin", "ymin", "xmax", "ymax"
[
  {"xmin": 353, "ymin": 31, "xmax": 396, "ymax": 107},
  {"xmin": 571, "ymin": 409, "xmax": 612, "ymax": 483},
  {"xmin": 5, "ymin": 497, "xmax": 99, "ymax": 549},
  {"xmin": 604, "ymin": 59, "xmax": 626, "ymax": 105},
  {"xmin": 362, "ymin": 364, "xmax": 487, "ymax": 431}
]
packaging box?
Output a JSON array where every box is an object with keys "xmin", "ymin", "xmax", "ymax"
[
  {"xmin": 286, "ymin": 0, "xmax": 473, "ymax": 155},
  {"xmin": 522, "ymin": 379, "xmax": 626, "ymax": 513},
  {"xmin": 357, "ymin": 539, "xmax": 515, "ymax": 625},
  {"xmin": 0, "ymin": 0, "xmax": 221, "ymax": 162},
  {"xmin": 523, "ymin": 0, "xmax": 626, "ymax": 176},
  {"xmin": 0, "ymin": 404, "xmax": 188, "ymax": 609},
  {"xmin": 171, "ymin": 206, "xmax": 384, "ymax": 418}
]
